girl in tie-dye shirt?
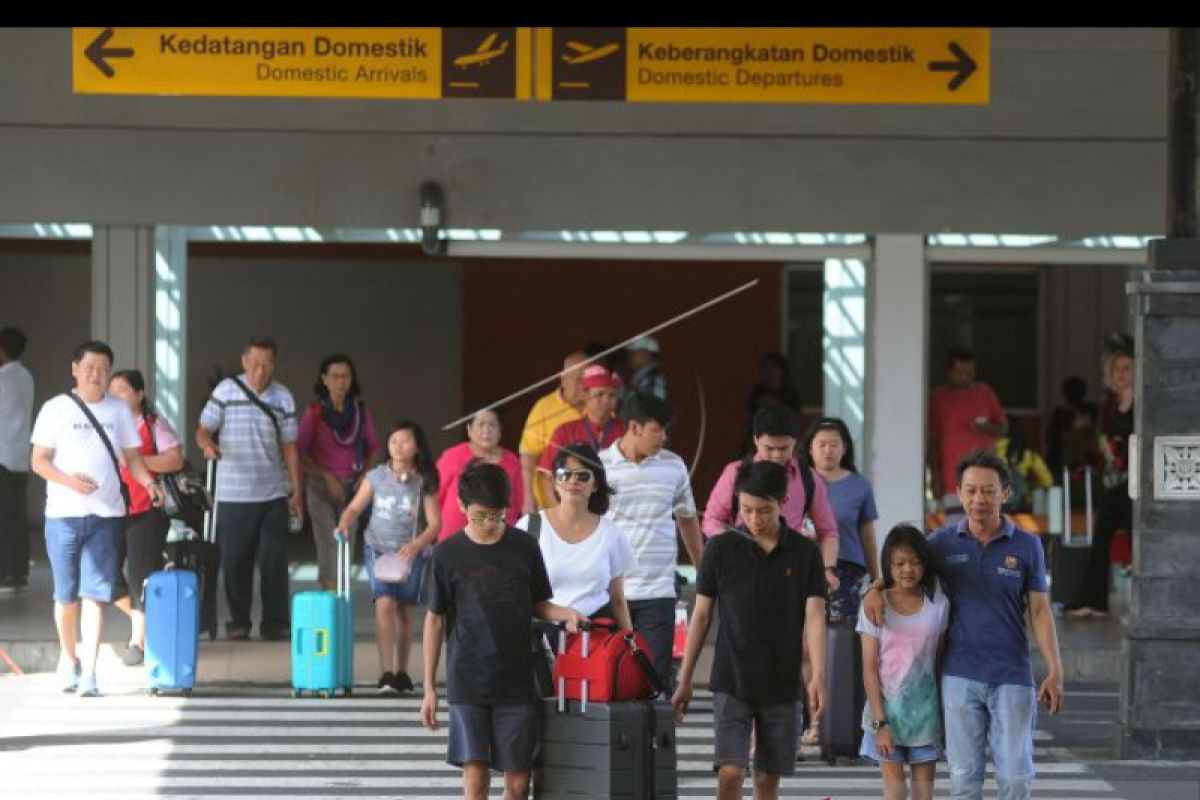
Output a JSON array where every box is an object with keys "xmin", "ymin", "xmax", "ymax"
[{"xmin": 857, "ymin": 523, "xmax": 950, "ymax": 800}]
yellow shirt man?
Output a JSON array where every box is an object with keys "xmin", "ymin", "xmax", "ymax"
[{"xmin": 520, "ymin": 387, "xmax": 581, "ymax": 509}]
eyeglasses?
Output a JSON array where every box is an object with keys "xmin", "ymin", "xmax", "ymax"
[
  {"xmin": 554, "ymin": 468, "xmax": 594, "ymax": 484},
  {"xmin": 466, "ymin": 512, "xmax": 505, "ymax": 525}
]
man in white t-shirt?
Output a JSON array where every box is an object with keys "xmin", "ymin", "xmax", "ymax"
[
  {"xmin": 0, "ymin": 327, "xmax": 35, "ymax": 591},
  {"xmin": 600, "ymin": 391, "xmax": 703, "ymax": 688},
  {"xmin": 29, "ymin": 340, "xmax": 163, "ymax": 697}
]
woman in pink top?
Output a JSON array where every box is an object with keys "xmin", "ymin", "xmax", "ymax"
[
  {"xmin": 298, "ymin": 354, "xmax": 380, "ymax": 591},
  {"xmin": 436, "ymin": 407, "xmax": 523, "ymax": 539}
]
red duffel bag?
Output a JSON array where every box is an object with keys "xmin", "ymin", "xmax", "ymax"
[{"xmin": 552, "ymin": 619, "xmax": 665, "ymax": 704}]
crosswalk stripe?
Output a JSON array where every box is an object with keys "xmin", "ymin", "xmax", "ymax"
[{"xmin": 0, "ymin": 682, "xmax": 1118, "ymax": 799}]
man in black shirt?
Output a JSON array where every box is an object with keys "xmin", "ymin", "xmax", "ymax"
[
  {"xmin": 421, "ymin": 462, "xmax": 585, "ymax": 800},
  {"xmin": 673, "ymin": 460, "xmax": 828, "ymax": 800}
]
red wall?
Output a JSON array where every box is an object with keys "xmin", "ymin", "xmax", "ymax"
[{"xmin": 462, "ymin": 259, "xmax": 783, "ymax": 505}]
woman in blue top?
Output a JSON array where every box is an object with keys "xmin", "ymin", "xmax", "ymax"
[{"xmin": 803, "ymin": 417, "xmax": 880, "ymax": 622}]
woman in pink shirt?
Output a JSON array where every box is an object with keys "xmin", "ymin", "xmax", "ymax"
[
  {"xmin": 298, "ymin": 354, "xmax": 380, "ymax": 591},
  {"xmin": 436, "ymin": 407, "xmax": 523, "ymax": 539}
]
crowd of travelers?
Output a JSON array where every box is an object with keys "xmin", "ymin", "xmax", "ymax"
[{"xmin": 0, "ymin": 325, "xmax": 1137, "ymax": 800}]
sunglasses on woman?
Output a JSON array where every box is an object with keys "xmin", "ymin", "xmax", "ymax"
[{"xmin": 554, "ymin": 468, "xmax": 594, "ymax": 484}]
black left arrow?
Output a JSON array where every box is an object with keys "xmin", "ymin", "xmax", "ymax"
[
  {"xmin": 928, "ymin": 41, "xmax": 976, "ymax": 91},
  {"xmin": 85, "ymin": 28, "xmax": 134, "ymax": 78}
]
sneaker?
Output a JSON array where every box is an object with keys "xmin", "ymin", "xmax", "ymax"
[
  {"xmin": 376, "ymin": 672, "xmax": 398, "ymax": 695},
  {"xmin": 122, "ymin": 644, "xmax": 145, "ymax": 667},
  {"xmin": 391, "ymin": 671, "xmax": 415, "ymax": 694},
  {"xmin": 77, "ymin": 673, "xmax": 100, "ymax": 698},
  {"xmin": 58, "ymin": 657, "xmax": 82, "ymax": 693},
  {"xmin": 226, "ymin": 622, "xmax": 251, "ymax": 641}
]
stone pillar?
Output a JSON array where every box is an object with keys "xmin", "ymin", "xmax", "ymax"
[
  {"xmin": 91, "ymin": 225, "xmax": 156, "ymax": 390},
  {"xmin": 823, "ymin": 256, "xmax": 868, "ymax": 446},
  {"xmin": 153, "ymin": 227, "xmax": 188, "ymax": 438},
  {"xmin": 1118, "ymin": 247, "xmax": 1200, "ymax": 759},
  {"xmin": 865, "ymin": 235, "xmax": 928, "ymax": 529}
]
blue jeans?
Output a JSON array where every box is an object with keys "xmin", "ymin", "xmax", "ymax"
[{"xmin": 942, "ymin": 675, "xmax": 1037, "ymax": 800}]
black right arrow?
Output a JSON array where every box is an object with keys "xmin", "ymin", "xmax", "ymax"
[
  {"xmin": 928, "ymin": 41, "xmax": 976, "ymax": 91},
  {"xmin": 85, "ymin": 28, "xmax": 134, "ymax": 78}
]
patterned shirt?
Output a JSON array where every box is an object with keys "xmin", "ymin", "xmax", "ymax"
[
  {"xmin": 600, "ymin": 441, "xmax": 697, "ymax": 601},
  {"xmin": 199, "ymin": 375, "xmax": 297, "ymax": 502}
]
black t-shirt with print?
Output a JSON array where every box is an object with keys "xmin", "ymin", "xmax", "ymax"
[
  {"xmin": 428, "ymin": 526, "xmax": 553, "ymax": 705},
  {"xmin": 697, "ymin": 522, "xmax": 827, "ymax": 704}
]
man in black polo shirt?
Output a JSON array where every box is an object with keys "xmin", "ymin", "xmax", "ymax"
[{"xmin": 672, "ymin": 460, "xmax": 828, "ymax": 800}]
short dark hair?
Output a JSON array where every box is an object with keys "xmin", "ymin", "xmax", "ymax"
[
  {"xmin": 73, "ymin": 339, "xmax": 114, "ymax": 365},
  {"xmin": 0, "ymin": 327, "xmax": 27, "ymax": 360},
  {"xmin": 801, "ymin": 416, "xmax": 858, "ymax": 473},
  {"xmin": 552, "ymin": 441, "xmax": 614, "ymax": 515},
  {"xmin": 752, "ymin": 404, "xmax": 798, "ymax": 439},
  {"xmin": 314, "ymin": 353, "xmax": 362, "ymax": 401},
  {"xmin": 385, "ymin": 420, "xmax": 439, "ymax": 492},
  {"xmin": 622, "ymin": 391, "xmax": 673, "ymax": 427},
  {"xmin": 947, "ymin": 347, "xmax": 974, "ymax": 368},
  {"xmin": 880, "ymin": 523, "xmax": 940, "ymax": 599},
  {"xmin": 734, "ymin": 459, "xmax": 788, "ymax": 503},
  {"xmin": 955, "ymin": 449, "xmax": 1011, "ymax": 490},
  {"xmin": 457, "ymin": 461, "xmax": 511, "ymax": 510},
  {"xmin": 245, "ymin": 335, "xmax": 278, "ymax": 355}
]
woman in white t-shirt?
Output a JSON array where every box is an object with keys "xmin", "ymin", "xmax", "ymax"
[{"xmin": 516, "ymin": 441, "xmax": 634, "ymax": 631}]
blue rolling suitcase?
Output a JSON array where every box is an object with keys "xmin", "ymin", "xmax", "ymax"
[
  {"xmin": 291, "ymin": 532, "xmax": 353, "ymax": 697},
  {"xmin": 144, "ymin": 569, "xmax": 200, "ymax": 695}
]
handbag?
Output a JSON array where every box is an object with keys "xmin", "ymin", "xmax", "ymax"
[
  {"xmin": 146, "ymin": 416, "xmax": 211, "ymax": 528},
  {"xmin": 371, "ymin": 476, "xmax": 429, "ymax": 604},
  {"xmin": 552, "ymin": 618, "xmax": 665, "ymax": 703}
]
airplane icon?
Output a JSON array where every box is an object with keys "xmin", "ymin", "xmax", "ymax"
[
  {"xmin": 562, "ymin": 41, "xmax": 620, "ymax": 66},
  {"xmin": 453, "ymin": 33, "xmax": 509, "ymax": 68}
]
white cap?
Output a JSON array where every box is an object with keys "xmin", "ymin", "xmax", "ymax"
[{"xmin": 627, "ymin": 336, "xmax": 660, "ymax": 354}]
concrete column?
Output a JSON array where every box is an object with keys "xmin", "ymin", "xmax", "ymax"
[
  {"xmin": 153, "ymin": 228, "xmax": 188, "ymax": 438},
  {"xmin": 91, "ymin": 226, "xmax": 155, "ymax": 390},
  {"xmin": 1118, "ymin": 243, "xmax": 1200, "ymax": 759},
  {"xmin": 865, "ymin": 235, "xmax": 927, "ymax": 529}
]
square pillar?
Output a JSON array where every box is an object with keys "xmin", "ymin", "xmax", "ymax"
[
  {"xmin": 865, "ymin": 234, "xmax": 928, "ymax": 529},
  {"xmin": 92, "ymin": 226, "xmax": 156, "ymax": 390}
]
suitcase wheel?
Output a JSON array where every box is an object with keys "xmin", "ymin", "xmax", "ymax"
[
  {"xmin": 149, "ymin": 688, "xmax": 158, "ymax": 697},
  {"xmin": 344, "ymin": 687, "xmax": 353, "ymax": 697},
  {"xmin": 291, "ymin": 689, "xmax": 301, "ymax": 698}
]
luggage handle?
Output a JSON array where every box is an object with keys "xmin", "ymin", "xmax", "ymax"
[
  {"xmin": 202, "ymin": 460, "xmax": 219, "ymax": 545},
  {"xmin": 1061, "ymin": 466, "xmax": 1094, "ymax": 547},
  {"xmin": 335, "ymin": 532, "xmax": 351, "ymax": 601},
  {"xmin": 555, "ymin": 620, "xmax": 594, "ymax": 714},
  {"xmin": 314, "ymin": 629, "xmax": 329, "ymax": 657}
]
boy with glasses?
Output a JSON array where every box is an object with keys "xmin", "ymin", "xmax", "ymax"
[{"xmin": 421, "ymin": 462, "xmax": 585, "ymax": 800}]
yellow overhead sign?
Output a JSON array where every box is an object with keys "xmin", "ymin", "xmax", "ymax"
[
  {"xmin": 72, "ymin": 27, "xmax": 532, "ymax": 100},
  {"xmin": 536, "ymin": 28, "xmax": 989, "ymax": 104}
]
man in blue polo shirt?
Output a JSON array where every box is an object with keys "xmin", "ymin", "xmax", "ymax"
[{"xmin": 865, "ymin": 449, "xmax": 1063, "ymax": 800}]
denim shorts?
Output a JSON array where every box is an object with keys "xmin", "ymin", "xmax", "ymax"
[
  {"xmin": 44, "ymin": 516, "xmax": 123, "ymax": 603},
  {"xmin": 712, "ymin": 691, "xmax": 799, "ymax": 776},
  {"xmin": 859, "ymin": 728, "xmax": 942, "ymax": 765},
  {"xmin": 447, "ymin": 702, "xmax": 538, "ymax": 772}
]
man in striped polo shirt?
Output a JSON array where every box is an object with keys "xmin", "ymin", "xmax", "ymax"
[
  {"xmin": 600, "ymin": 391, "xmax": 704, "ymax": 689},
  {"xmin": 196, "ymin": 336, "xmax": 303, "ymax": 641}
]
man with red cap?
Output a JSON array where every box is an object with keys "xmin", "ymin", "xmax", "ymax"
[{"xmin": 537, "ymin": 365, "xmax": 625, "ymax": 506}]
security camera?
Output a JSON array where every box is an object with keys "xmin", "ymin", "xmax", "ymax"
[{"xmin": 419, "ymin": 182, "xmax": 446, "ymax": 256}]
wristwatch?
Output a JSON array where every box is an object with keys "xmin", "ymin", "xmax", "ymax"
[{"xmin": 870, "ymin": 717, "xmax": 889, "ymax": 733}]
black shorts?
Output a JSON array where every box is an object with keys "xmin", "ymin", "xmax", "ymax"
[{"xmin": 447, "ymin": 702, "xmax": 538, "ymax": 773}]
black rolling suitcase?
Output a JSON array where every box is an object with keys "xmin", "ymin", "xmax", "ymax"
[
  {"xmin": 534, "ymin": 627, "xmax": 677, "ymax": 800},
  {"xmin": 1049, "ymin": 467, "xmax": 1093, "ymax": 607},
  {"xmin": 818, "ymin": 617, "xmax": 865, "ymax": 764},
  {"xmin": 163, "ymin": 460, "xmax": 220, "ymax": 641}
]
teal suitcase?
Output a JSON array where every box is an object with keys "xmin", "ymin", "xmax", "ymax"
[{"xmin": 291, "ymin": 533, "xmax": 353, "ymax": 697}]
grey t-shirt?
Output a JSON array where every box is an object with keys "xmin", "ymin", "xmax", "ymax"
[{"xmin": 363, "ymin": 464, "xmax": 424, "ymax": 553}]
